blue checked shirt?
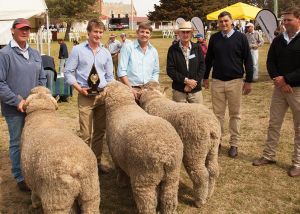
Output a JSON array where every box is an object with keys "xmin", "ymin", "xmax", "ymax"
[
  {"xmin": 118, "ymin": 40, "xmax": 159, "ymax": 86},
  {"xmin": 64, "ymin": 41, "xmax": 114, "ymax": 89}
]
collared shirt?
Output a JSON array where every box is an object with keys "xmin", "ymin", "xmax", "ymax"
[
  {"xmin": 121, "ymin": 39, "xmax": 132, "ymax": 47},
  {"xmin": 118, "ymin": 39, "xmax": 159, "ymax": 86},
  {"xmin": 221, "ymin": 29, "xmax": 235, "ymax": 38},
  {"xmin": 10, "ymin": 39, "xmax": 29, "ymax": 59},
  {"xmin": 108, "ymin": 39, "xmax": 122, "ymax": 54},
  {"xmin": 283, "ymin": 30, "xmax": 300, "ymax": 44},
  {"xmin": 64, "ymin": 41, "xmax": 114, "ymax": 89},
  {"xmin": 179, "ymin": 41, "xmax": 192, "ymax": 70},
  {"xmin": 246, "ymin": 30, "xmax": 264, "ymax": 48}
]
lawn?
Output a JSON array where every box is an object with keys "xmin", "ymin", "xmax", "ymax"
[{"xmin": 0, "ymin": 32, "xmax": 299, "ymax": 213}]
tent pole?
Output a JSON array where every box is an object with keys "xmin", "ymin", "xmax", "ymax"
[{"xmin": 46, "ymin": 10, "xmax": 50, "ymax": 55}]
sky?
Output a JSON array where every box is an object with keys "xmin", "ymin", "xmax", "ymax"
[{"xmin": 104, "ymin": 0, "xmax": 160, "ymax": 17}]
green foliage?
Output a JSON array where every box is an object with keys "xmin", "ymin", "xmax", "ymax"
[{"xmin": 147, "ymin": 0, "xmax": 298, "ymax": 21}]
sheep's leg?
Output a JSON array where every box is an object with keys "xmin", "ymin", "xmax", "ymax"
[
  {"xmin": 116, "ymin": 167, "xmax": 130, "ymax": 187},
  {"xmin": 159, "ymin": 171, "xmax": 179, "ymax": 214},
  {"xmin": 31, "ymin": 191, "xmax": 41, "ymax": 209},
  {"xmin": 206, "ymin": 143, "xmax": 220, "ymax": 198},
  {"xmin": 131, "ymin": 174, "xmax": 158, "ymax": 214},
  {"xmin": 183, "ymin": 145, "xmax": 209, "ymax": 208},
  {"xmin": 40, "ymin": 181, "xmax": 80, "ymax": 214},
  {"xmin": 78, "ymin": 172, "xmax": 100, "ymax": 214}
]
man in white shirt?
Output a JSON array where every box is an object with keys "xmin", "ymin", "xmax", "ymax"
[{"xmin": 106, "ymin": 34, "xmax": 121, "ymax": 79}]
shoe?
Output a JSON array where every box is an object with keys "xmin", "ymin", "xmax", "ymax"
[
  {"xmin": 228, "ymin": 146, "xmax": 238, "ymax": 158},
  {"xmin": 288, "ymin": 166, "xmax": 300, "ymax": 177},
  {"xmin": 252, "ymin": 157, "xmax": 276, "ymax": 166},
  {"xmin": 17, "ymin": 180, "xmax": 31, "ymax": 192},
  {"xmin": 98, "ymin": 164, "xmax": 110, "ymax": 174}
]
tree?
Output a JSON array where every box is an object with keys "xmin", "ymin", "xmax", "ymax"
[
  {"xmin": 45, "ymin": 0, "xmax": 100, "ymax": 40},
  {"xmin": 147, "ymin": 0, "xmax": 298, "ymax": 22}
]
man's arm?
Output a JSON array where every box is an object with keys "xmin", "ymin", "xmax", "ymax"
[
  {"xmin": 151, "ymin": 49, "xmax": 160, "ymax": 81},
  {"xmin": 117, "ymin": 44, "xmax": 130, "ymax": 84},
  {"xmin": 64, "ymin": 46, "xmax": 79, "ymax": 88},
  {"xmin": 243, "ymin": 35, "xmax": 253, "ymax": 83},
  {"xmin": 166, "ymin": 46, "xmax": 186, "ymax": 83},
  {"xmin": 0, "ymin": 53, "xmax": 22, "ymax": 107},
  {"xmin": 203, "ymin": 35, "xmax": 215, "ymax": 89}
]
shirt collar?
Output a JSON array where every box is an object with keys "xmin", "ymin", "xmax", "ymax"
[
  {"xmin": 84, "ymin": 40, "xmax": 102, "ymax": 50},
  {"xmin": 179, "ymin": 41, "xmax": 191, "ymax": 50},
  {"xmin": 283, "ymin": 30, "xmax": 300, "ymax": 43},
  {"xmin": 222, "ymin": 29, "xmax": 235, "ymax": 38},
  {"xmin": 134, "ymin": 39, "xmax": 152, "ymax": 49},
  {"xmin": 10, "ymin": 39, "xmax": 29, "ymax": 51}
]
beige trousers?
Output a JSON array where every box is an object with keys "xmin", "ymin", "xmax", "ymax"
[
  {"xmin": 172, "ymin": 90, "xmax": 203, "ymax": 104},
  {"xmin": 112, "ymin": 54, "xmax": 118, "ymax": 80},
  {"xmin": 263, "ymin": 87, "xmax": 300, "ymax": 167},
  {"xmin": 78, "ymin": 93, "xmax": 106, "ymax": 165},
  {"xmin": 211, "ymin": 78, "xmax": 243, "ymax": 147}
]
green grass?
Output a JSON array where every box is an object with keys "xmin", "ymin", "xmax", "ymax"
[{"xmin": 0, "ymin": 34, "xmax": 299, "ymax": 213}]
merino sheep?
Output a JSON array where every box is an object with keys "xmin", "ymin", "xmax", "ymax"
[
  {"xmin": 139, "ymin": 82, "xmax": 221, "ymax": 207},
  {"xmin": 105, "ymin": 81, "xmax": 183, "ymax": 214},
  {"xmin": 21, "ymin": 86, "xmax": 100, "ymax": 214}
]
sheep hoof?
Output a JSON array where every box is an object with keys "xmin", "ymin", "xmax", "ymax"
[{"xmin": 194, "ymin": 199, "xmax": 206, "ymax": 208}]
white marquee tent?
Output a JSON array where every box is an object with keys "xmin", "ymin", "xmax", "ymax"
[{"xmin": 0, "ymin": 0, "xmax": 50, "ymax": 55}]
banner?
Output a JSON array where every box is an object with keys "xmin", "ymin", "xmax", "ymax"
[
  {"xmin": 191, "ymin": 17, "xmax": 204, "ymax": 37},
  {"xmin": 255, "ymin": 9, "xmax": 278, "ymax": 43}
]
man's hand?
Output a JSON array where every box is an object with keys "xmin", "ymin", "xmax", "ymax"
[
  {"xmin": 184, "ymin": 85, "xmax": 192, "ymax": 92},
  {"xmin": 243, "ymin": 82, "xmax": 252, "ymax": 95},
  {"xmin": 281, "ymin": 84, "xmax": 293, "ymax": 93},
  {"xmin": 17, "ymin": 99, "xmax": 26, "ymax": 113},
  {"xmin": 273, "ymin": 76, "xmax": 286, "ymax": 88},
  {"xmin": 79, "ymin": 88, "xmax": 89, "ymax": 96},
  {"xmin": 203, "ymin": 79, "xmax": 209, "ymax": 89},
  {"xmin": 131, "ymin": 88, "xmax": 140, "ymax": 100},
  {"xmin": 185, "ymin": 79, "xmax": 197, "ymax": 89}
]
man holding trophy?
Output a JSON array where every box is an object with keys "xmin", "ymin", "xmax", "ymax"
[{"xmin": 64, "ymin": 18, "xmax": 114, "ymax": 174}]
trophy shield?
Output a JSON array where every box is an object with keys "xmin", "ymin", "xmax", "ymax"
[{"xmin": 87, "ymin": 64, "xmax": 100, "ymax": 96}]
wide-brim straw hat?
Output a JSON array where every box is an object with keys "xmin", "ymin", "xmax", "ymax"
[{"xmin": 178, "ymin": 21, "xmax": 194, "ymax": 31}]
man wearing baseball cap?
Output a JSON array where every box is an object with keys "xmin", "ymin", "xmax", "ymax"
[{"xmin": 0, "ymin": 18, "xmax": 46, "ymax": 191}]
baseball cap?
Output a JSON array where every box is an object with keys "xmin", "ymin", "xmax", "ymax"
[
  {"xmin": 12, "ymin": 18, "xmax": 31, "ymax": 29},
  {"xmin": 196, "ymin": 33, "xmax": 203, "ymax": 38}
]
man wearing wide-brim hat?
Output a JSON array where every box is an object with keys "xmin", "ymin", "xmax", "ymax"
[
  {"xmin": 106, "ymin": 33, "xmax": 121, "ymax": 79},
  {"xmin": 167, "ymin": 21, "xmax": 205, "ymax": 104}
]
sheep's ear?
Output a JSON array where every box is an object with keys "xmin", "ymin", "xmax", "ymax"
[
  {"xmin": 163, "ymin": 87, "xmax": 169, "ymax": 95},
  {"xmin": 49, "ymin": 96, "xmax": 59, "ymax": 110},
  {"xmin": 55, "ymin": 95, "xmax": 60, "ymax": 102},
  {"xmin": 23, "ymin": 94, "xmax": 36, "ymax": 111}
]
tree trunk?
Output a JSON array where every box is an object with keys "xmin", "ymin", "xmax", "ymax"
[{"xmin": 64, "ymin": 22, "xmax": 72, "ymax": 41}]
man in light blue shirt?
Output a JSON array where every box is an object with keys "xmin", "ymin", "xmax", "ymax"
[
  {"xmin": 106, "ymin": 34, "xmax": 122, "ymax": 79},
  {"xmin": 118, "ymin": 22, "xmax": 159, "ymax": 99},
  {"xmin": 64, "ymin": 18, "xmax": 113, "ymax": 174}
]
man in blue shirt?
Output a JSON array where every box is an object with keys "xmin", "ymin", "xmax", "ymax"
[
  {"xmin": 64, "ymin": 18, "xmax": 114, "ymax": 173},
  {"xmin": 0, "ymin": 18, "xmax": 46, "ymax": 191},
  {"xmin": 118, "ymin": 22, "xmax": 159, "ymax": 100}
]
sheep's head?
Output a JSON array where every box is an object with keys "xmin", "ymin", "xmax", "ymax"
[
  {"xmin": 23, "ymin": 87, "xmax": 58, "ymax": 114},
  {"xmin": 139, "ymin": 81, "xmax": 167, "ymax": 106},
  {"xmin": 29, "ymin": 86, "xmax": 52, "ymax": 95},
  {"xmin": 105, "ymin": 80, "xmax": 136, "ymax": 108}
]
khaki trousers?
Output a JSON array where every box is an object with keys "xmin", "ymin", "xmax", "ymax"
[
  {"xmin": 112, "ymin": 54, "xmax": 118, "ymax": 80},
  {"xmin": 78, "ymin": 93, "xmax": 106, "ymax": 165},
  {"xmin": 172, "ymin": 90, "xmax": 203, "ymax": 104},
  {"xmin": 211, "ymin": 78, "xmax": 243, "ymax": 147},
  {"xmin": 263, "ymin": 87, "xmax": 300, "ymax": 167}
]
